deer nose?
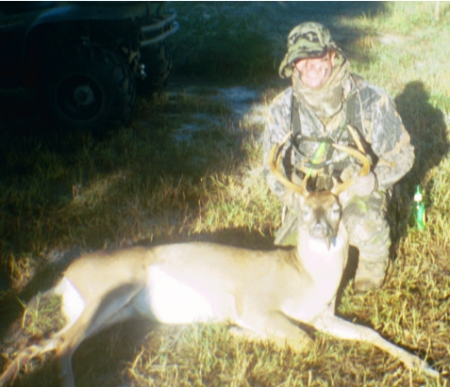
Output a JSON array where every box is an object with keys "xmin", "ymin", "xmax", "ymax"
[{"xmin": 310, "ymin": 220, "xmax": 332, "ymax": 239}]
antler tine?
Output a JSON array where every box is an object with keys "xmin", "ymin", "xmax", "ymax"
[
  {"xmin": 269, "ymin": 132, "xmax": 307, "ymax": 197},
  {"xmin": 347, "ymin": 124, "xmax": 365, "ymax": 154},
  {"xmin": 331, "ymin": 143, "xmax": 371, "ymax": 195},
  {"xmin": 332, "ymin": 144, "xmax": 370, "ymax": 176},
  {"xmin": 269, "ymin": 133, "xmax": 371, "ymax": 197}
]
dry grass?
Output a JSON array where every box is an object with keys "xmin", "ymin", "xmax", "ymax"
[{"xmin": 1, "ymin": 2, "xmax": 450, "ymax": 387}]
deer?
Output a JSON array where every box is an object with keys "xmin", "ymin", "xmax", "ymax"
[{"xmin": 0, "ymin": 136, "xmax": 438, "ymax": 387}]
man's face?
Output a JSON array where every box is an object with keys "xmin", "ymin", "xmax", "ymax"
[{"xmin": 295, "ymin": 52, "xmax": 335, "ymax": 89}]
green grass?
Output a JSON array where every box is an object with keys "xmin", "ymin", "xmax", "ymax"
[{"xmin": 1, "ymin": 2, "xmax": 450, "ymax": 387}]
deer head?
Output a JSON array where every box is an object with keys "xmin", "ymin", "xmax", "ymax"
[{"xmin": 269, "ymin": 132, "xmax": 370, "ymax": 248}]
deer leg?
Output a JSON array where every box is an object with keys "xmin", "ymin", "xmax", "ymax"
[
  {"xmin": 235, "ymin": 310, "xmax": 313, "ymax": 352},
  {"xmin": 54, "ymin": 284, "xmax": 145, "ymax": 387},
  {"xmin": 0, "ymin": 337, "xmax": 58, "ymax": 387},
  {"xmin": 0, "ymin": 283, "xmax": 145, "ymax": 387},
  {"xmin": 312, "ymin": 309, "xmax": 439, "ymax": 378}
]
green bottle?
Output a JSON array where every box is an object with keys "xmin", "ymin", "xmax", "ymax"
[{"xmin": 413, "ymin": 185, "xmax": 425, "ymax": 231}]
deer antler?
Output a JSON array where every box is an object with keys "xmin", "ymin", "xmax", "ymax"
[
  {"xmin": 269, "ymin": 132, "xmax": 308, "ymax": 197},
  {"xmin": 346, "ymin": 124, "xmax": 365, "ymax": 154},
  {"xmin": 269, "ymin": 132, "xmax": 370, "ymax": 197},
  {"xmin": 331, "ymin": 143, "xmax": 371, "ymax": 195},
  {"xmin": 269, "ymin": 132, "xmax": 371, "ymax": 197}
]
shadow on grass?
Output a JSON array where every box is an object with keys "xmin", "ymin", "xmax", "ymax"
[{"xmin": 388, "ymin": 81, "xmax": 449, "ymax": 255}]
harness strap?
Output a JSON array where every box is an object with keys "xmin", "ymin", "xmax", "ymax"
[{"xmin": 289, "ymin": 83, "xmax": 360, "ymax": 175}]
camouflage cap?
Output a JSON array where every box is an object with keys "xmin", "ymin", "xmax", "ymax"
[{"xmin": 279, "ymin": 22, "xmax": 340, "ymax": 78}]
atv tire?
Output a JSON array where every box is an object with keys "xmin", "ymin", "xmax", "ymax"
[
  {"xmin": 37, "ymin": 45, "xmax": 136, "ymax": 134},
  {"xmin": 137, "ymin": 42, "xmax": 172, "ymax": 96}
]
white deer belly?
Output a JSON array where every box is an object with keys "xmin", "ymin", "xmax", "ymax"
[
  {"xmin": 136, "ymin": 266, "xmax": 217, "ymax": 324},
  {"xmin": 56, "ymin": 277, "xmax": 86, "ymax": 325}
]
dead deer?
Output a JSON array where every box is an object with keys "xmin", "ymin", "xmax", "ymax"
[{"xmin": 0, "ymin": 138, "xmax": 438, "ymax": 387}]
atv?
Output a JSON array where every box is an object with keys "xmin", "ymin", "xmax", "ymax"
[{"xmin": 0, "ymin": 1, "xmax": 178, "ymax": 133}]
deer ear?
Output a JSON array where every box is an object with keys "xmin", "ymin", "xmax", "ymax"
[
  {"xmin": 331, "ymin": 177, "xmax": 349, "ymax": 205},
  {"xmin": 331, "ymin": 177, "xmax": 339, "ymax": 190},
  {"xmin": 278, "ymin": 186, "xmax": 305, "ymax": 211},
  {"xmin": 292, "ymin": 191, "xmax": 306, "ymax": 212}
]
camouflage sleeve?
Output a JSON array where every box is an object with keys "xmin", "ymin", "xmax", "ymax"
[
  {"xmin": 368, "ymin": 91, "xmax": 414, "ymax": 190},
  {"xmin": 263, "ymin": 88, "xmax": 293, "ymax": 201}
]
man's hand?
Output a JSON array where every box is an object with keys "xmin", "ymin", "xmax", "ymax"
[{"xmin": 340, "ymin": 171, "xmax": 377, "ymax": 204}]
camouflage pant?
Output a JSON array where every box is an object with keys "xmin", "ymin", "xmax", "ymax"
[{"xmin": 274, "ymin": 190, "xmax": 390, "ymax": 292}]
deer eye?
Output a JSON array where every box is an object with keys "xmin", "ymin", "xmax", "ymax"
[
  {"xmin": 332, "ymin": 203, "xmax": 341, "ymax": 214},
  {"xmin": 302, "ymin": 206, "xmax": 311, "ymax": 217}
]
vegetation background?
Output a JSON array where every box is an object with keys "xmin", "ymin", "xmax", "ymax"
[{"xmin": 0, "ymin": 2, "xmax": 449, "ymax": 386}]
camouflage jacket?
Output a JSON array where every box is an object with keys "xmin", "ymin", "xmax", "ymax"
[{"xmin": 264, "ymin": 75, "xmax": 414, "ymax": 198}]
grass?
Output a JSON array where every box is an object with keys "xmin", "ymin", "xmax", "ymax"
[{"xmin": 1, "ymin": 2, "xmax": 450, "ymax": 386}]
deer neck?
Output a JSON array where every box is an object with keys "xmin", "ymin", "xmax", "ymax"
[{"xmin": 297, "ymin": 222, "xmax": 348, "ymax": 292}]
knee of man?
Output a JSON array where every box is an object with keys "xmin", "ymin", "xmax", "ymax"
[{"xmin": 354, "ymin": 258, "xmax": 390, "ymax": 292}]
